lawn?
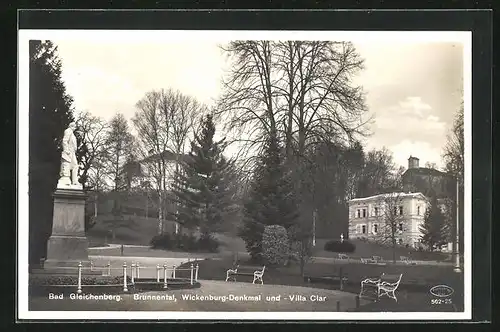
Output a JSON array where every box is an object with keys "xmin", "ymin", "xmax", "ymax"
[
  {"xmin": 312, "ymin": 238, "xmax": 450, "ymax": 262},
  {"xmin": 174, "ymin": 256, "xmax": 464, "ymax": 310}
]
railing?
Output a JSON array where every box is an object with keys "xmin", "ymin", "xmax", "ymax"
[{"xmin": 71, "ymin": 261, "xmax": 200, "ymax": 294}]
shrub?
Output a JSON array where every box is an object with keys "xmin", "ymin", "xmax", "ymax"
[
  {"xmin": 323, "ymin": 239, "xmax": 356, "ymax": 253},
  {"xmin": 150, "ymin": 233, "xmax": 173, "ymax": 249},
  {"xmin": 150, "ymin": 233, "xmax": 220, "ymax": 252},
  {"xmin": 197, "ymin": 234, "xmax": 220, "ymax": 253},
  {"xmin": 262, "ymin": 225, "xmax": 290, "ymax": 265}
]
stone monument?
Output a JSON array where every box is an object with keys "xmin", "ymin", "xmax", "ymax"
[{"xmin": 41, "ymin": 122, "xmax": 96, "ymax": 274}]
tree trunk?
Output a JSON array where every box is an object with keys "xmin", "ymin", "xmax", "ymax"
[
  {"xmin": 158, "ymin": 193, "xmax": 163, "ymax": 235},
  {"xmin": 392, "ymin": 236, "xmax": 397, "ymax": 264}
]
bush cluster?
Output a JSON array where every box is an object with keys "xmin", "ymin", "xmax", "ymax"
[
  {"xmin": 150, "ymin": 233, "xmax": 220, "ymax": 253},
  {"xmin": 323, "ymin": 239, "xmax": 356, "ymax": 253},
  {"xmin": 262, "ymin": 225, "xmax": 290, "ymax": 265}
]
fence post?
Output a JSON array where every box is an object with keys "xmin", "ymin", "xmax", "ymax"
[
  {"xmin": 190, "ymin": 264, "xmax": 194, "ymax": 285},
  {"xmin": 339, "ymin": 267, "xmax": 344, "ymax": 291},
  {"xmin": 136, "ymin": 262, "xmax": 140, "ymax": 279},
  {"xmin": 107, "ymin": 261, "xmax": 111, "ymax": 276},
  {"xmin": 195, "ymin": 264, "xmax": 199, "ymax": 282},
  {"xmin": 123, "ymin": 262, "xmax": 128, "ymax": 292},
  {"xmin": 336, "ymin": 300, "xmax": 340, "ymax": 312},
  {"xmin": 156, "ymin": 264, "xmax": 160, "ymax": 282},
  {"xmin": 355, "ymin": 295, "xmax": 360, "ymax": 309},
  {"xmin": 77, "ymin": 262, "xmax": 83, "ymax": 294},
  {"xmin": 131, "ymin": 263, "xmax": 135, "ymax": 284},
  {"xmin": 163, "ymin": 264, "xmax": 168, "ymax": 289},
  {"xmin": 172, "ymin": 265, "xmax": 176, "ymax": 279}
]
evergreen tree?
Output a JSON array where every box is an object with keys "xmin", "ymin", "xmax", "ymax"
[
  {"xmin": 170, "ymin": 114, "xmax": 234, "ymax": 239},
  {"xmin": 240, "ymin": 134, "xmax": 299, "ymax": 261},
  {"xmin": 29, "ymin": 40, "xmax": 75, "ymax": 266},
  {"xmin": 420, "ymin": 196, "xmax": 448, "ymax": 251}
]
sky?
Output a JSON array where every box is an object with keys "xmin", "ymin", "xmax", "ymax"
[{"xmin": 54, "ymin": 36, "xmax": 464, "ymax": 170}]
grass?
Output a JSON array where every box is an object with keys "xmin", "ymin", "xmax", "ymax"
[
  {"xmin": 175, "ymin": 256, "xmax": 463, "ymax": 292},
  {"xmin": 313, "ymin": 238, "xmax": 450, "ymax": 262},
  {"xmin": 175, "ymin": 256, "xmax": 464, "ymax": 312}
]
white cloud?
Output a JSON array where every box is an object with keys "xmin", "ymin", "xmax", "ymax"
[
  {"xmin": 374, "ymin": 96, "xmax": 446, "ymax": 136},
  {"xmin": 390, "ymin": 140, "xmax": 443, "ymax": 169}
]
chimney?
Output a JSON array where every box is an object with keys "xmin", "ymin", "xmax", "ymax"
[{"xmin": 408, "ymin": 155, "xmax": 419, "ymax": 169}]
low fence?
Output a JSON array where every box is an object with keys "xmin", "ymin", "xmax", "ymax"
[{"xmin": 71, "ymin": 261, "xmax": 200, "ymax": 294}]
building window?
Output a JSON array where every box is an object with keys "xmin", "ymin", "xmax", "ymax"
[
  {"xmin": 374, "ymin": 207, "xmax": 379, "ymax": 216},
  {"xmin": 417, "ymin": 206, "xmax": 421, "ymax": 215},
  {"xmin": 362, "ymin": 209, "xmax": 366, "ymax": 218},
  {"xmin": 356, "ymin": 210, "xmax": 360, "ymax": 218},
  {"xmin": 398, "ymin": 222, "xmax": 403, "ymax": 232},
  {"xmin": 399, "ymin": 206, "xmax": 403, "ymax": 215},
  {"xmin": 362, "ymin": 225, "xmax": 366, "ymax": 234},
  {"xmin": 373, "ymin": 224, "xmax": 378, "ymax": 234}
]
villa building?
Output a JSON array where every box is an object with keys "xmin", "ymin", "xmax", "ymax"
[{"xmin": 348, "ymin": 192, "xmax": 429, "ymax": 249}]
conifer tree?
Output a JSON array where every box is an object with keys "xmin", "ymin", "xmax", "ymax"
[
  {"xmin": 240, "ymin": 134, "xmax": 299, "ymax": 261},
  {"xmin": 420, "ymin": 196, "xmax": 448, "ymax": 251},
  {"xmin": 29, "ymin": 40, "xmax": 75, "ymax": 265},
  {"xmin": 170, "ymin": 114, "xmax": 234, "ymax": 239}
]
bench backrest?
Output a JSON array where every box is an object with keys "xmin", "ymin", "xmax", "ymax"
[{"xmin": 380, "ymin": 273, "xmax": 403, "ymax": 286}]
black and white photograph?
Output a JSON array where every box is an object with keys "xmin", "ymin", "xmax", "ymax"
[{"xmin": 18, "ymin": 27, "xmax": 473, "ymax": 320}]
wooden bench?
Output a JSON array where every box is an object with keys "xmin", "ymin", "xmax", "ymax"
[
  {"xmin": 359, "ymin": 273, "xmax": 403, "ymax": 302},
  {"xmin": 361, "ymin": 257, "xmax": 377, "ymax": 264},
  {"xmin": 225, "ymin": 265, "xmax": 266, "ymax": 284}
]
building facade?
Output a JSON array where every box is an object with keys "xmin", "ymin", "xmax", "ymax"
[{"xmin": 348, "ymin": 192, "xmax": 428, "ymax": 248}]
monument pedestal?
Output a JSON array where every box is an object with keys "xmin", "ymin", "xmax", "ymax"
[{"xmin": 38, "ymin": 188, "xmax": 99, "ymax": 276}]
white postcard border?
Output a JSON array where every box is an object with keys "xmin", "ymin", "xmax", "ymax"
[{"xmin": 17, "ymin": 29, "xmax": 473, "ymax": 321}]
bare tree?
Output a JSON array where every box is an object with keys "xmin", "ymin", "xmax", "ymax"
[
  {"xmin": 217, "ymin": 41, "xmax": 369, "ymax": 165},
  {"xmin": 375, "ymin": 192, "xmax": 406, "ymax": 263},
  {"xmin": 162, "ymin": 88, "xmax": 204, "ymax": 233},
  {"xmin": 442, "ymin": 102, "xmax": 464, "ymax": 253},
  {"xmin": 133, "ymin": 90, "xmax": 171, "ymax": 234},
  {"xmin": 105, "ymin": 113, "xmax": 136, "ymax": 192},
  {"xmin": 74, "ymin": 110, "xmax": 110, "ymax": 190},
  {"xmin": 442, "ymin": 103, "xmax": 464, "ymax": 183},
  {"xmin": 217, "ymin": 41, "xmax": 281, "ymax": 170}
]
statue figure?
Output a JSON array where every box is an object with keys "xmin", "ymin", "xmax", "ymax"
[{"xmin": 57, "ymin": 122, "xmax": 81, "ymax": 188}]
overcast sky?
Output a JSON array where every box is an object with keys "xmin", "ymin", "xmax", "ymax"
[{"xmin": 54, "ymin": 38, "xmax": 464, "ymax": 169}]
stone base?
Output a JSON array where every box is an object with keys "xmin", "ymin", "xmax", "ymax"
[{"xmin": 46, "ymin": 235, "xmax": 90, "ymax": 262}]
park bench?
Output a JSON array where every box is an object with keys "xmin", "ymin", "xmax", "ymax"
[
  {"xmin": 400, "ymin": 256, "xmax": 417, "ymax": 265},
  {"xmin": 361, "ymin": 257, "xmax": 378, "ymax": 264},
  {"xmin": 359, "ymin": 273, "xmax": 403, "ymax": 302},
  {"xmin": 338, "ymin": 253, "xmax": 349, "ymax": 260},
  {"xmin": 225, "ymin": 265, "xmax": 266, "ymax": 284}
]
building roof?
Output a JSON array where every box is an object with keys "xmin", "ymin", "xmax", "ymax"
[
  {"xmin": 403, "ymin": 167, "xmax": 450, "ymax": 177},
  {"xmin": 349, "ymin": 192, "xmax": 427, "ymax": 204}
]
